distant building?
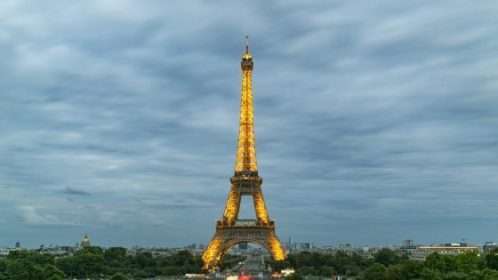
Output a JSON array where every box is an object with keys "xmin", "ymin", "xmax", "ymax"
[
  {"xmin": 300, "ymin": 242, "xmax": 313, "ymax": 250},
  {"xmin": 127, "ymin": 247, "xmax": 177, "ymax": 258},
  {"xmin": 484, "ymin": 242, "xmax": 498, "ymax": 253},
  {"xmin": 0, "ymin": 248, "xmax": 10, "ymax": 257},
  {"xmin": 40, "ymin": 245, "xmax": 76, "ymax": 256},
  {"xmin": 80, "ymin": 234, "xmax": 91, "ymax": 248},
  {"xmin": 338, "ymin": 243, "xmax": 353, "ymax": 251},
  {"xmin": 0, "ymin": 243, "xmax": 24, "ymax": 257},
  {"xmin": 400, "ymin": 240, "xmax": 417, "ymax": 255},
  {"xmin": 402, "ymin": 240, "xmax": 415, "ymax": 248},
  {"xmin": 238, "ymin": 242, "xmax": 248, "ymax": 250},
  {"xmin": 286, "ymin": 237, "xmax": 293, "ymax": 252},
  {"xmin": 411, "ymin": 243, "xmax": 480, "ymax": 261}
]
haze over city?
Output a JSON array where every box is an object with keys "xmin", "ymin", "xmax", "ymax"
[{"xmin": 1, "ymin": 0, "xmax": 497, "ymax": 249}]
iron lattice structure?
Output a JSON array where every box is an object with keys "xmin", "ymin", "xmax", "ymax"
[{"xmin": 202, "ymin": 41, "xmax": 286, "ymax": 270}]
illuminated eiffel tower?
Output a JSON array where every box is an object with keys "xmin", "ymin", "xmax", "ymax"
[{"xmin": 202, "ymin": 38, "xmax": 286, "ymax": 270}]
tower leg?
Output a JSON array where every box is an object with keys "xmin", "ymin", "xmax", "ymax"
[
  {"xmin": 266, "ymin": 230, "xmax": 286, "ymax": 261},
  {"xmin": 222, "ymin": 185, "xmax": 241, "ymax": 225},
  {"xmin": 253, "ymin": 190, "xmax": 270, "ymax": 224},
  {"xmin": 202, "ymin": 232, "xmax": 224, "ymax": 271}
]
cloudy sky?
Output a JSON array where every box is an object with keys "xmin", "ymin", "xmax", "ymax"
[{"xmin": 1, "ymin": 1, "xmax": 497, "ymax": 248}]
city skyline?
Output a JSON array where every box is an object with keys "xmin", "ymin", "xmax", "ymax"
[{"xmin": 1, "ymin": 1, "xmax": 498, "ymax": 248}]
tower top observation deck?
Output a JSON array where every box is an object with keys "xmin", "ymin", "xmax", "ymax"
[{"xmin": 241, "ymin": 35, "xmax": 253, "ymax": 70}]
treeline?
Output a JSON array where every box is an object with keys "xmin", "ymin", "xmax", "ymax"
[
  {"xmin": 0, "ymin": 247, "xmax": 240, "ymax": 279},
  {"xmin": 271, "ymin": 248, "xmax": 498, "ymax": 279},
  {"xmin": 4, "ymin": 246, "xmax": 498, "ymax": 279}
]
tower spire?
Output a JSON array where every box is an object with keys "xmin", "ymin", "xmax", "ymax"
[{"xmin": 245, "ymin": 35, "xmax": 249, "ymax": 53}]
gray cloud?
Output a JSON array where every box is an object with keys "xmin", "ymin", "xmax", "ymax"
[
  {"xmin": 61, "ymin": 186, "xmax": 92, "ymax": 196},
  {"xmin": 0, "ymin": 0, "xmax": 497, "ymax": 248}
]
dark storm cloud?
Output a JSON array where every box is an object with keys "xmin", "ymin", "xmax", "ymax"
[
  {"xmin": 0, "ymin": 0, "xmax": 497, "ymax": 247},
  {"xmin": 61, "ymin": 187, "xmax": 92, "ymax": 196}
]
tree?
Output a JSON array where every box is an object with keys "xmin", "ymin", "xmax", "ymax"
[
  {"xmin": 486, "ymin": 249, "xmax": 498, "ymax": 270},
  {"xmin": 43, "ymin": 264, "xmax": 65, "ymax": 279},
  {"xmin": 455, "ymin": 252, "xmax": 482, "ymax": 273},
  {"xmin": 76, "ymin": 252, "xmax": 105, "ymax": 277},
  {"xmin": 442, "ymin": 271, "xmax": 468, "ymax": 280},
  {"xmin": 285, "ymin": 272, "xmax": 303, "ymax": 280},
  {"xmin": 425, "ymin": 253, "xmax": 457, "ymax": 273},
  {"xmin": 0, "ymin": 259, "xmax": 6, "ymax": 273},
  {"xmin": 6, "ymin": 259, "xmax": 43, "ymax": 280},
  {"xmin": 384, "ymin": 264, "xmax": 403, "ymax": 280},
  {"xmin": 479, "ymin": 268, "xmax": 498, "ymax": 280},
  {"xmin": 110, "ymin": 272, "xmax": 129, "ymax": 280},
  {"xmin": 363, "ymin": 263, "xmax": 386, "ymax": 280},
  {"xmin": 46, "ymin": 275, "xmax": 64, "ymax": 280},
  {"xmin": 374, "ymin": 248, "xmax": 401, "ymax": 266},
  {"xmin": 318, "ymin": 266, "xmax": 335, "ymax": 277},
  {"xmin": 55, "ymin": 256, "xmax": 78, "ymax": 278},
  {"xmin": 135, "ymin": 252, "xmax": 154, "ymax": 269},
  {"xmin": 299, "ymin": 266, "xmax": 316, "ymax": 276},
  {"xmin": 105, "ymin": 247, "xmax": 127, "ymax": 262},
  {"xmin": 76, "ymin": 246, "xmax": 104, "ymax": 256},
  {"xmin": 420, "ymin": 268, "xmax": 443, "ymax": 280},
  {"xmin": 398, "ymin": 260, "xmax": 423, "ymax": 279}
]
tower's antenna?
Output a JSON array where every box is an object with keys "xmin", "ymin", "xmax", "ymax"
[{"xmin": 245, "ymin": 35, "xmax": 249, "ymax": 53}]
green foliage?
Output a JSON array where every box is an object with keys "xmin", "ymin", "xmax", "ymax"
[
  {"xmin": 455, "ymin": 252, "xmax": 483, "ymax": 273},
  {"xmin": 43, "ymin": 264, "xmax": 65, "ymax": 279},
  {"xmin": 0, "ymin": 259, "xmax": 6, "ymax": 273},
  {"xmin": 285, "ymin": 272, "xmax": 303, "ymax": 280},
  {"xmin": 425, "ymin": 253, "xmax": 457, "ymax": 273},
  {"xmin": 267, "ymin": 250, "xmax": 374, "ymax": 277},
  {"xmin": 487, "ymin": 249, "xmax": 498, "ymax": 270},
  {"xmin": 45, "ymin": 275, "xmax": 64, "ymax": 280},
  {"xmin": 477, "ymin": 268, "xmax": 498, "ymax": 280},
  {"xmin": 384, "ymin": 264, "xmax": 403, "ymax": 280},
  {"xmin": 420, "ymin": 267, "xmax": 443, "ymax": 280},
  {"xmin": 363, "ymin": 263, "xmax": 386, "ymax": 280},
  {"xmin": 53, "ymin": 246, "xmax": 106, "ymax": 278},
  {"xmin": 374, "ymin": 248, "xmax": 404, "ymax": 266},
  {"xmin": 105, "ymin": 247, "xmax": 127, "ymax": 262},
  {"xmin": 279, "ymin": 249, "xmax": 498, "ymax": 279},
  {"xmin": 76, "ymin": 246, "xmax": 104, "ymax": 256},
  {"xmin": 5, "ymin": 247, "xmax": 498, "ymax": 279},
  {"xmin": 0, "ymin": 247, "xmax": 210, "ymax": 279},
  {"xmin": 6, "ymin": 257, "xmax": 45, "ymax": 280},
  {"xmin": 110, "ymin": 272, "xmax": 129, "ymax": 280}
]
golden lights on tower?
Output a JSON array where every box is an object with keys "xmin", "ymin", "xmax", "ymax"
[
  {"xmin": 201, "ymin": 38, "xmax": 286, "ymax": 271},
  {"xmin": 235, "ymin": 37, "xmax": 257, "ymax": 173}
]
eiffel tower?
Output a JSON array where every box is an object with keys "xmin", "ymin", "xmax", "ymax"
[{"xmin": 202, "ymin": 38, "xmax": 286, "ymax": 270}]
